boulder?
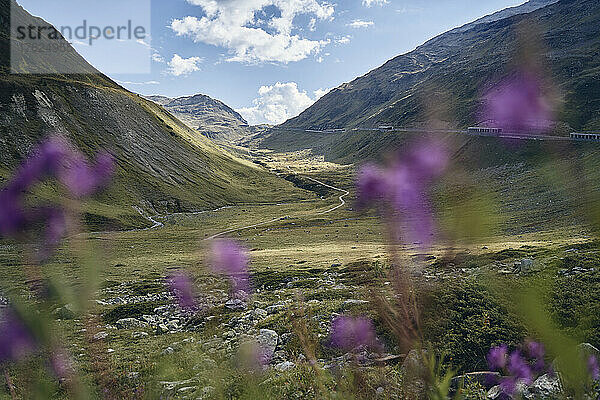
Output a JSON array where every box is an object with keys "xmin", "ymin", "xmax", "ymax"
[
  {"xmin": 523, "ymin": 374, "xmax": 561, "ymax": 399},
  {"xmin": 53, "ymin": 304, "xmax": 76, "ymax": 320},
  {"xmin": 257, "ymin": 329, "xmax": 279, "ymax": 363},
  {"xmin": 225, "ymin": 299, "xmax": 247, "ymax": 311}
]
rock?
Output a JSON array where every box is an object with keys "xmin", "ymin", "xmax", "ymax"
[
  {"xmin": 578, "ymin": 342, "xmax": 600, "ymax": 359},
  {"xmin": 343, "ymin": 299, "xmax": 369, "ymax": 307},
  {"xmin": 53, "ymin": 304, "xmax": 76, "ymax": 320},
  {"xmin": 520, "ymin": 258, "xmax": 534, "ymax": 273},
  {"xmin": 274, "ymin": 361, "xmax": 295, "ymax": 372},
  {"xmin": 257, "ymin": 329, "xmax": 278, "ymax": 363},
  {"xmin": 156, "ymin": 324, "xmax": 169, "ymax": 335},
  {"xmin": 132, "ymin": 331, "xmax": 149, "ymax": 339},
  {"xmin": 115, "ymin": 318, "xmax": 148, "ymax": 330},
  {"xmin": 166, "ymin": 320, "xmax": 179, "ymax": 331},
  {"xmin": 253, "ymin": 308, "xmax": 268, "ymax": 320},
  {"xmin": 93, "ymin": 331, "xmax": 109, "ymax": 341},
  {"xmin": 107, "ymin": 348, "xmax": 115, "ymax": 353},
  {"xmin": 162, "ymin": 347, "xmax": 175, "ymax": 355},
  {"xmin": 523, "ymin": 373, "xmax": 561, "ymax": 399},
  {"xmin": 225, "ymin": 299, "xmax": 247, "ymax": 311}
]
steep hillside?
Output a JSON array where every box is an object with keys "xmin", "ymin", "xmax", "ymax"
[
  {"xmin": 145, "ymin": 94, "xmax": 250, "ymax": 143},
  {"xmin": 0, "ymin": 0, "xmax": 305, "ymax": 230},
  {"xmin": 279, "ymin": 0, "xmax": 600, "ymax": 132}
]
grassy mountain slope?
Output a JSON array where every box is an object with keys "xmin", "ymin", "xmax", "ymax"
[
  {"xmin": 144, "ymin": 94, "xmax": 250, "ymax": 143},
  {"xmin": 279, "ymin": 0, "xmax": 600, "ymax": 132},
  {"xmin": 0, "ymin": 1, "xmax": 305, "ymax": 230}
]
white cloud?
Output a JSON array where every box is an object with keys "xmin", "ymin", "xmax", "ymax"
[
  {"xmin": 335, "ymin": 35, "xmax": 351, "ymax": 44},
  {"xmin": 152, "ymin": 52, "xmax": 165, "ymax": 63},
  {"xmin": 167, "ymin": 54, "xmax": 203, "ymax": 76},
  {"xmin": 238, "ymin": 82, "xmax": 330, "ymax": 125},
  {"xmin": 362, "ymin": 0, "xmax": 388, "ymax": 6},
  {"xmin": 347, "ymin": 19, "xmax": 374, "ymax": 28},
  {"xmin": 314, "ymin": 87, "xmax": 332, "ymax": 99},
  {"xmin": 171, "ymin": 0, "xmax": 335, "ymax": 64}
]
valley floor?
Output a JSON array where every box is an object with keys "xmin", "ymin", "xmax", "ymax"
[{"xmin": 0, "ymin": 147, "xmax": 598, "ymax": 399}]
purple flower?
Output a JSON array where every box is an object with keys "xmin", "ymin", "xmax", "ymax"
[
  {"xmin": 330, "ymin": 316, "xmax": 378, "ymax": 351},
  {"xmin": 0, "ymin": 309, "xmax": 37, "ymax": 363},
  {"xmin": 481, "ymin": 70, "xmax": 554, "ymax": 134},
  {"xmin": 588, "ymin": 355, "xmax": 600, "ymax": 380},
  {"xmin": 0, "ymin": 136, "xmax": 114, "ymax": 257},
  {"xmin": 356, "ymin": 164, "xmax": 386, "ymax": 209},
  {"xmin": 210, "ymin": 239, "xmax": 250, "ymax": 294},
  {"xmin": 167, "ymin": 272, "xmax": 197, "ymax": 311},
  {"xmin": 0, "ymin": 192, "xmax": 26, "ymax": 237},
  {"xmin": 354, "ymin": 140, "xmax": 448, "ymax": 247},
  {"xmin": 507, "ymin": 351, "xmax": 533, "ymax": 384},
  {"xmin": 487, "ymin": 345, "xmax": 508, "ymax": 371},
  {"xmin": 499, "ymin": 376, "xmax": 518, "ymax": 396},
  {"xmin": 58, "ymin": 151, "xmax": 114, "ymax": 198}
]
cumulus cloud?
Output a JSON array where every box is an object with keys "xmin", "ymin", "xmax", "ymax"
[
  {"xmin": 167, "ymin": 54, "xmax": 203, "ymax": 76},
  {"xmin": 362, "ymin": 0, "xmax": 388, "ymax": 6},
  {"xmin": 335, "ymin": 35, "xmax": 352, "ymax": 44},
  {"xmin": 238, "ymin": 82, "xmax": 331, "ymax": 125},
  {"xmin": 347, "ymin": 19, "xmax": 374, "ymax": 28},
  {"xmin": 170, "ymin": 0, "xmax": 335, "ymax": 64}
]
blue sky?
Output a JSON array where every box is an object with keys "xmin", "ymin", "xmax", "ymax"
[{"xmin": 18, "ymin": 0, "xmax": 528, "ymax": 125}]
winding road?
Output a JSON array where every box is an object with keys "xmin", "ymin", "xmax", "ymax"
[{"xmin": 131, "ymin": 168, "xmax": 350, "ymax": 240}]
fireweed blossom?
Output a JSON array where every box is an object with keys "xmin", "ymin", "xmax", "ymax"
[
  {"xmin": 0, "ymin": 136, "xmax": 113, "ymax": 256},
  {"xmin": 209, "ymin": 239, "xmax": 250, "ymax": 294},
  {"xmin": 356, "ymin": 140, "xmax": 449, "ymax": 247},
  {"xmin": 167, "ymin": 271, "xmax": 198, "ymax": 311},
  {"xmin": 330, "ymin": 316, "xmax": 379, "ymax": 352},
  {"xmin": 0, "ymin": 308, "xmax": 37, "ymax": 363},
  {"xmin": 481, "ymin": 69, "xmax": 554, "ymax": 135}
]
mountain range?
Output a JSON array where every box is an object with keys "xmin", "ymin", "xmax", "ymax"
[
  {"xmin": 277, "ymin": 0, "xmax": 600, "ymax": 135},
  {"xmin": 144, "ymin": 94, "xmax": 250, "ymax": 143},
  {"xmin": 0, "ymin": 0, "xmax": 303, "ymax": 230}
]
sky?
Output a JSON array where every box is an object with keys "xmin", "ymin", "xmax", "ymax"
[{"xmin": 18, "ymin": 0, "xmax": 528, "ymax": 125}]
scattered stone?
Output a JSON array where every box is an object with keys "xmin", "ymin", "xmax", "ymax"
[
  {"xmin": 343, "ymin": 299, "xmax": 369, "ymax": 307},
  {"xmin": 266, "ymin": 304, "xmax": 286, "ymax": 314},
  {"xmin": 162, "ymin": 347, "xmax": 175, "ymax": 355},
  {"xmin": 132, "ymin": 331, "xmax": 149, "ymax": 339},
  {"xmin": 257, "ymin": 329, "xmax": 279, "ymax": 363},
  {"xmin": 274, "ymin": 361, "xmax": 295, "ymax": 372},
  {"xmin": 156, "ymin": 324, "xmax": 169, "ymax": 335},
  {"xmin": 225, "ymin": 299, "xmax": 247, "ymax": 311},
  {"xmin": 107, "ymin": 348, "xmax": 115, "ymax": 353},
  {"xmin": 115, "ymin": 318, "xmax": 148, "ymax": 330},
  {"xmin": 523, "ymin": 373, "xmax": 561, "ymax": 399},
  {"xmin": 93, "ymin": 331, "xmax": 109, "ymax": 341}
]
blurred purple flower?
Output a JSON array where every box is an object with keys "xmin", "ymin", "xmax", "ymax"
[
  {"xmin": 487, "ymin": 345, "xmax": 508, "ymax": 371},
  {"xmin": 499, "ymin": 377, "xmax": 518, "ymax": 396},
  {"xmin": 58, "ymin": 151, "xmax": 114, "ymax": 198},
  {"xmin": 330, "ymin": 316, "xmax": 378, "ymax": 352},
  {"xmin": 0, "ymin": 192, "xmax": 26, "ymax": 237},
  {"xmin": 167, "ymin": 271, "xmax": 197, "ymax": 311},
  {"xmin": 507, "ymin": 351, "xmax": 533, "ymax": 385},
  {"xmin": 482, "ymin": 70, "xmax": 554, "ymax": 134},
  {"xmin": 355, "ymin": 140, "xmax": 448, "ymax": 247},
  {"xmin": 526, "ymin": 341, "xmax": 545, "ymax": 372},
  {"xmin": 0, "ymin": 309, "xmax": 37, "ymax": 363},
  {"xmin": 0, "ymin": 136, "xmax": 114, "ymax": 257},
  {"xmin": 588, "ymin": 355, "xmax": 600, "ymax": 380},
  {"xmin": 210, "ymin": 239, "xmax": 250, "ymax": 294},
  {"xmin": 356, "ymin": 164, "xmax": 386, "ymax": 209}
]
